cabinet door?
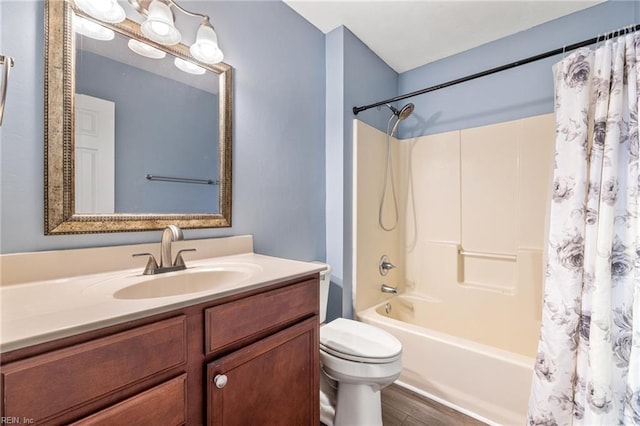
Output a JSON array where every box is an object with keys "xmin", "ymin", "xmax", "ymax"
[
  {"xmin": 70, "ymin": 375, "xmax": 186, "ymax": 426},
  {"xmin": 206, "ymin": 317, "xmax": 319, "ymax": 426}
]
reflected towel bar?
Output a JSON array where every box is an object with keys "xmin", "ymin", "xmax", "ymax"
[
  {"xmin": 458, "ymin": 247, "xmax": 517, "ymax": 261},
  {"xmin": 146, "ymin": 174, "xmax": 219, "ymax": 185}
]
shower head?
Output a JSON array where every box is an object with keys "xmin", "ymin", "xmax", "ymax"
[
  {"xmin": 389, "ymin": 103, "xmax": 414, "ymax": 137},
  {"xmin": 385, "ymin": 103, "xmax": 414, "ymax": 120},
  {"xmin": 397, "ymin": 103, "xmax": 414, "ymax": 121}
]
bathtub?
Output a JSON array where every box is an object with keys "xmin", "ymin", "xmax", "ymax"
[{"xmin": 358, "ymin": 294, "xmax": 535, "ymax": 425}]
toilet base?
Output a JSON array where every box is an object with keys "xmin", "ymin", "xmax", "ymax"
[{"xmin": 334, "ymin": 382, "xmax": 382, "ymax": 426}]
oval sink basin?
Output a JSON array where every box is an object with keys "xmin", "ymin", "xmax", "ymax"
[{"xmin": 113, "ymin": 267, "xmax": 256, "ymax": 300}]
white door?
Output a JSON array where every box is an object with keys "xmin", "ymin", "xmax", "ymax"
[{"xmin": 75, "ymin": 94, "xmax": 115, "ymax": 213}]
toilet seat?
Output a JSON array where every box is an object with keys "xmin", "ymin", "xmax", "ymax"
[{"xmin": 320, "ymin": 318, "xmax": 402, "ymax": 364}]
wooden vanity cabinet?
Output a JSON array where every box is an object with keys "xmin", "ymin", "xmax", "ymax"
[
  {"xmin": 1, "ymin": 274, "xmax": 319, "ymax": 425},
  {"xmin": 204, "ymin": 280, "xmax": 319, "ymax": 426}
]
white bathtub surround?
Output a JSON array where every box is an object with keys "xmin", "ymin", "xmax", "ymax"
[
  {"xmin": 529, "ymin": 35, "xmax": 640, "ymax": 425},
  {"xmin": 352, "ymin": 119, "xmax": 403, "ymax": 313},
  {"xmin": 352, "ymin": 114, "xmax": 555, "ymax": 424}
]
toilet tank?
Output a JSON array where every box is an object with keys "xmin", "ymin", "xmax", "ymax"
[{"xmin": 312, "ymin": 262, "xmax": 331, "ymax": 323}]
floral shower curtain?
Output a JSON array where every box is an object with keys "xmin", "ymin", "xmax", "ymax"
[{"xmin": 528, "ymin": 32, "xmax": 640, "ymax": 425}]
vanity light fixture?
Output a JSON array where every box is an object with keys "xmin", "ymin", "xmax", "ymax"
[
  {"xmin": 130, "ymin": 0, "xmax": 225, "ymax": 64},
  {"xmin": 174, "ymin": 57, "xmax": 206, "ymax": 75},
  {"xmin": 74, "ymin": 15, "xmax": 115, "ymax": 41},
  {"xmin": 127, "ymin": 39, "xmax": 167, "ymax": 59},
  {"xmin": 74, "ymin": 0, "xmax": 126, "ymax": 24}
]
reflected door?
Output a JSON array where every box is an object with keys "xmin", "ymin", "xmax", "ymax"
[{"xmin": 75, "ymin": 94, "xmax": 115, "ymax": 213}]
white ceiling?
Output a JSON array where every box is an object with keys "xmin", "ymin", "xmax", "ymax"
[{"xmin": 284, "ymin": 0, "xmax": 604, "ymax": 73}]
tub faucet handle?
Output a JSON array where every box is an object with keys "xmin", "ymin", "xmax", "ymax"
[{"xmin": 379, "ymin": 255, "xmax": 396, "ymax": 276}]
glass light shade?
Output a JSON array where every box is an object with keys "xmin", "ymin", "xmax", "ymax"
[
  {"xmin": 74, "ymin": 0, "xmax": 125, "ymax": 24},
  {"xmin": 141, "ymin": 0, "xmax": 181, "ymax": 45},
  {"xmin": 74, "ymin": 15, "xmax": 115, "ymax": 41},
  {"xmin": 190, "ymin": 23, "xmax": 224, "ymax": 64},
  {"xmin": 174, "ymin": 57, "xmax": 206, "ymax": 75},
  {"xmin": 127, "ymin": 39, "xmax": 166, "ymax": 59}
]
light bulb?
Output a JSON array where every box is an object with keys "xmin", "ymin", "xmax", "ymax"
[
  {"xmin": 128, "ymin": 39, "xmax": 166, "ymax": 59},
  {"xmin": 141, "ymin": 0, "xmax": 181, "ymax": 45},
  {"xmin": 190, "ymin": 22, "xmax": 224, "ymax": 64},
  {"xmin": 74, "ymin": 0, "xmax": 125, "ymax": 24},
  {"xmin": 174, "ymin": 57, "xmax": 206, "ymax": 75},
  {"xmin": 93, "ymin": 0, "xmax": 113, "ymax": 13},
  {"xmin": 150, "ymin": 21, "xmax": 171, "ymax": 37},
  {"xmin": 74, "ymin": 15, "xmax": 115, "ymax": 41}
]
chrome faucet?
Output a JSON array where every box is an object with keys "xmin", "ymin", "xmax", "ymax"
[
  {"xmin": 132, "ymin": 225, "xmax": 196, "ymax": 275},
  {"xmin": 381, "ymin": 284, "xmax": 399, "ymax": 295}
]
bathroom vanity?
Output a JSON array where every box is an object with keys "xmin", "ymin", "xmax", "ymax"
[{"xmin": 0, "ymin": 236, "xmax": 321, "ymax": 425}]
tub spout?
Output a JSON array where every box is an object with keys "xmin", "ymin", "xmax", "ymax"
[{"xmin": 381, "ymin": 284, "xmax": 399, "ymax": 295}]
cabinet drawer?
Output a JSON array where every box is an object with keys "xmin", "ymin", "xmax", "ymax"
[
  {"xmin": 2, "ymin": 316, "xmax": 187, "ymax": 423},
  {"xmin": 205, "ymin": 278, "xmax": 318, "ymax": 355},
  {"xmin": 71, "ymin": 374, "xmax": 187, "ymax": 426}
]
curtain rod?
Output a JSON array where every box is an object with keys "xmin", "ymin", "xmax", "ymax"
[{"xmin": 352, "ymin": 22, "xmax": 640, "ymax": 116}]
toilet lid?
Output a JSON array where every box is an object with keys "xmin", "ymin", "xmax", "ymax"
[{"xmin": 320, "ymin": 318, "xmax": 402, "ymax": 363}]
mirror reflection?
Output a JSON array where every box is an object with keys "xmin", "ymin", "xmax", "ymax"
[{"xmin": 74, "ymin": 18, "xmax": 220, "ymax": 214}]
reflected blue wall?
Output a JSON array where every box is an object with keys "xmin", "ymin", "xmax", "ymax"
[{"xmin": 76, "ymin": 50, "xmax": 219, "ymax": 213}]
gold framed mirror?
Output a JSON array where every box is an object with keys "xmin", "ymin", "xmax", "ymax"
[{"xmin": 44, "ymin": 0, "xmax": 232, "ymax": 234}]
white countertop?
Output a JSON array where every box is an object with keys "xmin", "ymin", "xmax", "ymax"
[{"xmin": 1, "ymin": 247, "xmax": 325, "ymax": 353}]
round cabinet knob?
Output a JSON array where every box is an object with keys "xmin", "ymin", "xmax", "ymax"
[{"xmin": 214, "ymin": 374, "xmax": 228, "ymax": 389}]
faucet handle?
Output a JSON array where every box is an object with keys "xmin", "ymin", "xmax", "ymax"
[
  {"xmin": 174, "ymin": 248, "xmax": 196, "ymax": 267},
  {"xmin": 379, "ymin": 255, "xmax": 397, "ymax": 276},
  {"xmin": 132, "ymin": 252, "xmax": 159, "ymax": 275}
]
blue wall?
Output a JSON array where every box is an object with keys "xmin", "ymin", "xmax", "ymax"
[
  {"xmin": 396, "ymin": 0, "xmax": 640, "ymax": 139},
  {"xmin": 0, "ymin": 1, "xmax": 326, "ymax": 264},
  {"xmin": 325, "ymin": 26, "xmax": 398, "ymax": 319}
]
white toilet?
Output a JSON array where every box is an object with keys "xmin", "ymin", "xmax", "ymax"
[{"xmin": 318, "ymin": 265, "xmax": 403, "ymax": 426}]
